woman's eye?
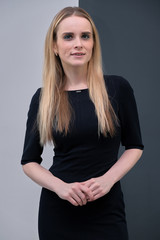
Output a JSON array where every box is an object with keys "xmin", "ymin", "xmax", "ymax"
[
  {"xmin": 81, "ymin": 34, "xmax": 90, "ymax": 39},
  {"xmin": 63, "ymin": 34, "xmax": 73, "ymax": 40}
]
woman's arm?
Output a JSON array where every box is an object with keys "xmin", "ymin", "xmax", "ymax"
[
  {"xmin": 22, "ymin": 163, "xmax": 93, "ymax": 206},
  {"xmin": 21, "ymin": 89, "xmax": 93, "ymax": 206},
  {"xmin": 83, "ymin": 148, "xmax": 143, "ymax": 201},
  {"xmin": 22, "ymin": 162, "xmax": 63, "ymax": 192},
  {"xmin": 83, "ymin": 77, "xmax": 144, "ymax": 201}
]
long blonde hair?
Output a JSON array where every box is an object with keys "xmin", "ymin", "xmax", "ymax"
[{"xmin": 38, "ymin": 7, "xmax": 117, "ymax": 145}]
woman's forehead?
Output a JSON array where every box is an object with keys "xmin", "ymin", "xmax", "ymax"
[{"xmin": 57, "ymin": 16, "xmax": 92, "ymax": 34}]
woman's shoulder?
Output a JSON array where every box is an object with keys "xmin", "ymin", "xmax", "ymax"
[
  {"xmin": 30, "ymin": 88, "xmax": 42, "ymax": 105},
  {"xmin": 32, "ymin": 88, "xmax": 42, "ymax": 99},
  {"xmin": 103, "ymin": 75, "xmax": 133, "ymax": 96},
  {"xmin": 28, "ymin": 88, "xmax": 42, "ymax": 116},
  {"xmin": 104, "ymin": 75, "xmax": 132, "ymax": 89}
]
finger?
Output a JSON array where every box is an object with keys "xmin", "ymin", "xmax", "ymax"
[
  {"xmin": 80, "ymin": 185, "xmax": 94, "ymax": 201},
  {"xmin": 92, "ymin": 188, "xmax": 101, "ymax": 197},
  {"xmin": 69, "ymin": 197, "xmax": 79, "ymax": 206},
  {"xmin": 71, "ymin": 185, "xmax": 87, "ymax": 205},
  {"xmin": 86, "ymin": 188, "xmax": 99, "ymax": 202},
  {"xmin": 71, "ymin": 193, "xmax": 84, "ymax": 206},
  {"xmin": 83, "ymin": 180, "xmax": 100, "ymax": 194},
  {"xmin": 82, "ymin": 180, "xmax": 93, "ymax": 188},
  {"xmin": 77, "ymin": 191, "xmax": 87, "ymax": 205},
  {"xmin": 92, "ymin": 193, "xmax": 102, "ymax": 201}
]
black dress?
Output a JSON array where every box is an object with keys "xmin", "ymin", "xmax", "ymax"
[{"xmin": 21, "ymin": 75, "xmax": 144, "ymax": 240}]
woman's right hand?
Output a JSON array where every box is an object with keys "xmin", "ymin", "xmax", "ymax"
[
  {"xmin": 22, "ymin": 162, "xmax": 93, "ymax": 206},
  {"xmin": 54, "ymin": 181, "xmax": 94, "ymax": 206}
]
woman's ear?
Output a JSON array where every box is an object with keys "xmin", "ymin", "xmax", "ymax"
[{"xmin": 53, "ymin": 43, "xmax": 58, "ymax": 56}]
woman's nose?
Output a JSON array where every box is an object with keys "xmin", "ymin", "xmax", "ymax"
[{"xmin": 74, "ymin": 37, "xmax": 82, "ymax": 49}]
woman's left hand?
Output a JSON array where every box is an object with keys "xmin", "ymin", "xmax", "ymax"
[{"xmin": 82, "ymin": 175, "xmax": 113, "ymax": 201}]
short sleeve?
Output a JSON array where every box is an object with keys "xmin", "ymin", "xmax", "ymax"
[
  {"xmin": 118, "ymin": 78, "xmax": 144, "ymax": 150},
  {"xmin": 21, "ymin": 89, "xmax": 43, "ymax": 165}
]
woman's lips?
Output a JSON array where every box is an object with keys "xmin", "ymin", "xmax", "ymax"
[{"xmin": 71, "ymin": 52, "xmax": 86, "ymax": 56}]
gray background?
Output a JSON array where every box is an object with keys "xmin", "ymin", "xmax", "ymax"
[
  {"xmin": 79, "ymin": 0, "xmax": 160, "ymax": 239},
  {"xmin": 0, "ymin": 1, "xmax": 78, "ymax": 239}
]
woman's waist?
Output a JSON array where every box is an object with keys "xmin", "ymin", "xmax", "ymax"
[{"xmin": 49, "ymin": 158, "xmax": 116, "ymax": 183}]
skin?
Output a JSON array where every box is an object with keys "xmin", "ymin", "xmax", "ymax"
[
  {"xmin": 54, "ymin": 16, "xmax": 94, "ymax": 90},
  {"xmin": 54, "ymin": 16, "xmax": 94, "ymax": 68},
  {"xmin": 23, "ymin": 15, "xmax": 143, "ymax": 206}
]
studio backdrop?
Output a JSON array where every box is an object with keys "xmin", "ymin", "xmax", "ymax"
[{"xmin": 79, "ymin": 1, "xmax": 160, "ymax": 240}]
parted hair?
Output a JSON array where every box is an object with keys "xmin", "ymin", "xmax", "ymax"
[{"xmin": 38, "ymin": 6, "xmax": 117, "ymax": 145}]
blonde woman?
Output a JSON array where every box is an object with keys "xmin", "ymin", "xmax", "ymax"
[{"xmin": 21, "ymin": 7, "xmax": 144, "ymax": 240}]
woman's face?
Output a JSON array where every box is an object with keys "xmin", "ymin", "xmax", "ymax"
[{"xmin": 54, "ymin": 16, "xmax": 94, "ymax": 70}]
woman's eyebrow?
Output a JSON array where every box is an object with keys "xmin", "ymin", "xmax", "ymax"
[
  {"xmin": 62, "ymin": 32, "xmax": 73, "ymax": 35},
  {"xmin": 62, "ymin": 31, "xmax": 92, "ymax": 35},
  {"xmin": 81, "ymin": 31, "xmax": 92, "ymax": 34}
]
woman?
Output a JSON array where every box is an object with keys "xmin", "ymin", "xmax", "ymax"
[{"xmin": 21, "ymin": 6, "xmax": 144, "ymax": 240}]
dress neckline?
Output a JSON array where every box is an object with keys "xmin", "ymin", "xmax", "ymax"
[{"xmin": 65, "ymin": 88, "xmax": 88, "ymax": 93}]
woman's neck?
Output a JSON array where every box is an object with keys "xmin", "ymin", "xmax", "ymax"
[{"xmin": 63, "ymin": 65, "xmax": 88, "ymax": 91}]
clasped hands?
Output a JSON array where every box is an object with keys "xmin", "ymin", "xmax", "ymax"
[{"xmin": 56, "ymin": 175, "xmax": 112, "ymax": 206}]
